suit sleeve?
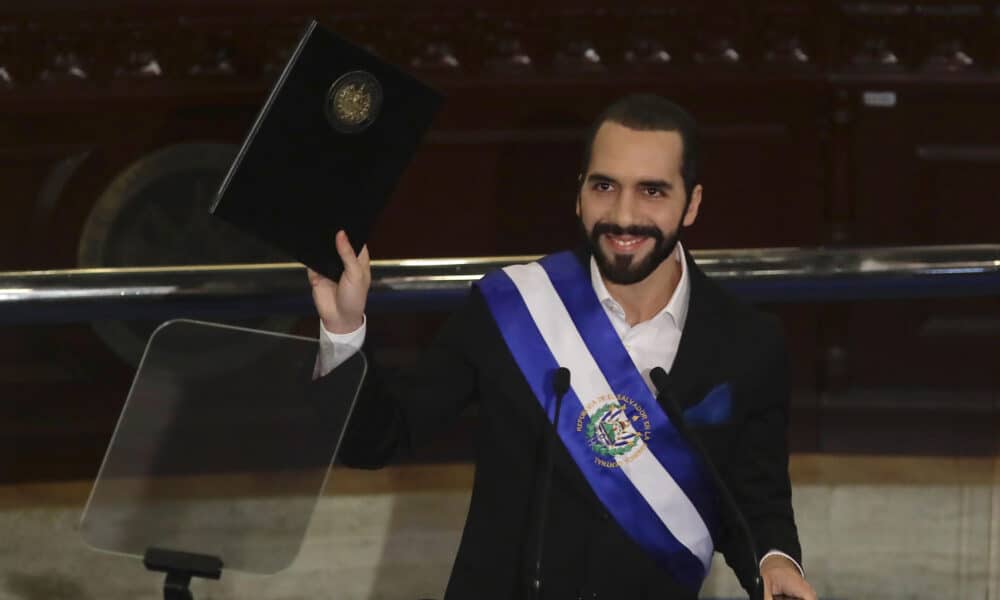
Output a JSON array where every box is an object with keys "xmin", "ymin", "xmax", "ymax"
[
  {"xmin": 719, "ymin": 316, "xmax": 802, "ymax": 590},
  {"xmin": 331, "ymin": 288, "xmax": 486, "ymax": 468}
]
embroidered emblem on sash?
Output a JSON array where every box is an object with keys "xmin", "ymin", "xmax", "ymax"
[{"xmin": 577, "ymin": 394, "xmax": 653, "ymax": 469}]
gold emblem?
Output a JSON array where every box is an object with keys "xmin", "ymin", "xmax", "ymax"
[
  {"xmin": 325, "ymin": 71, "xmax": 382, "ymax": 133},
  {"xmin": 334, "ymin": 82, "xmax": 373, "ymax": 125},
  {"xmin": 576, "ymin": 394, "xmax": 651, "ymax": 469}
]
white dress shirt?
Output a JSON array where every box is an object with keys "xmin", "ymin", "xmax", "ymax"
[
  {"xmin": 315, "ymin": 241, "xmax": 802, "ymax": 576},
  {"xmin": 591, "ymin": 244, "xmax": 690, "ymax": 394}
]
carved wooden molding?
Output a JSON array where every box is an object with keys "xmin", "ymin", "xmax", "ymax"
[
  {"xmin": 0, "ymin": 4, "xmax": 816, "ymax": 90},
  {"xmin": 0, "ymin": 2, "xmax": 997, "ymax": 94}
]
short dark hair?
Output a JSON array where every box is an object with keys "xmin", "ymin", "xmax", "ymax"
[{"xmin": 580, "ymin": 94, "xmax": 700, "ymax": 199}]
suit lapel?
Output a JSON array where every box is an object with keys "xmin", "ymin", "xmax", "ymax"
[{"xmin": 667, "ymin": 249, "xmax": 727, "ymax": 410}]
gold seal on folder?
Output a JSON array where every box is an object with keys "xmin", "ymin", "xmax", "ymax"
[{"xmin": 326, "ymin": 70, "xmax": 382, "ymax": 133}]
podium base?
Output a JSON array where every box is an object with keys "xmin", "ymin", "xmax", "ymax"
[{"xmin": 143, "ymin": 547, "xmax": 223, "ymax": 600}]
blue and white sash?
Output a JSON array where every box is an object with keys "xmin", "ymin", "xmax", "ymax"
[{"xmin": 476, "ymin": 251, "xmax": 720, "ymax": 590}]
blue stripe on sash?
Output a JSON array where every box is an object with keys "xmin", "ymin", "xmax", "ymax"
[
  {"xmin": 539, "ymin": 252, "xmax": 721, "ymax": 537},
  {"xmin": 477, "ymin": 268, "xmax": 708, "ymax": 590}
]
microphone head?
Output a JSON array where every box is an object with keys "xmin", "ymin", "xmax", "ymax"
[
  {"xmin": 649, "ymin": 367, "xmax": 669, "ymax": 392},
  {"xmin": 553, "ymin": 367, "xmax": 571, "ymax": 396},
  {"xmin": 649, "ymin": 367, "xmax": 683, "ymax": 424}
]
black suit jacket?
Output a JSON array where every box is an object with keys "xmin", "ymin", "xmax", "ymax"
[{"xmin": 335, "ymin": 248, "xmax": 801, "ymax": 599}]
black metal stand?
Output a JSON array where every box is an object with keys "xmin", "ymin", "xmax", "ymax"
[{"xmin": 143, "ymin": 547, "xmax": 223, "ymax": 600}]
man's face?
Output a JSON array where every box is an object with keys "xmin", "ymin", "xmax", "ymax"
[{"xmin": 577, "ymin": 122, "xmax": 701, "ymax": 285}]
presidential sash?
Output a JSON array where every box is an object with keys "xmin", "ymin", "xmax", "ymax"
[{"xmin": 476, "ymin": 251, "xmax": 721, "ymax": 591}]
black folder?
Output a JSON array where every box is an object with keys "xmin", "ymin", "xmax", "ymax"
[{"xmin": 211, "ymin": 20, "xmax": 444, "ymax": 280}]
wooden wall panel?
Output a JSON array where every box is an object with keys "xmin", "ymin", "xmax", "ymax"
[{"xmin": 849, "ymin": 92, "xmax": 1000, "ymax": 246}]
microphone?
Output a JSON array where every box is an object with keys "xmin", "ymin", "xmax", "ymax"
[
  {"xmin": 649, "ymin": 367, "xmax": 763, "ymax": 600},
  {"xmin": 528, "ymin": 367, "xmax": 571, "ymax": 600}
]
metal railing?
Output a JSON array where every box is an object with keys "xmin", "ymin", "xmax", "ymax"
[{"xmin": 1, "ymin": 245, "xmax": 998, "ymax": 325}]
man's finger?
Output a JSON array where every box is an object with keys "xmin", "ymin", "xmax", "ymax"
[
  {"xmin": 307, "ymin": 266, "xmax": 336, "ymax": 288},
  {"xmin": 358, "ymin": 244, "xmax": 371, "ymax": 272},
  {"xmin": 335, "ymin": 230, "xmax": 361, "ymax": 277}
]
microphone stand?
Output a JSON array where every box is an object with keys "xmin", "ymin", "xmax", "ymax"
[
  {"xmin": 528, "ymin": 367, "xmax": 571, "ymax": 600},
  {"xmin": 650, "ymin": 367, "xmax": 764, "ymax": 600}
]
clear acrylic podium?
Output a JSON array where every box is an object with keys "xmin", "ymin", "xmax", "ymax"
[{"xmin": 80, "ymin": 319, "xmax": 366, "ymax": 599}]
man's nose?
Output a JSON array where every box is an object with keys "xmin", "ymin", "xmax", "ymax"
[{"xmin": 610, "ymin": 191, "xmax": 640, "ymax": 227}]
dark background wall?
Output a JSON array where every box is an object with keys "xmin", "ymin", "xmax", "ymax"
[{"xmin": 1, "ymin": 0, "xmax": 997, "ymax": 482}]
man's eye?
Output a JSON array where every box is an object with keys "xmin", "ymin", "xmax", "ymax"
[
  {"xmin": 593, "ymin": 182, "xmax": 613, "ymax": 192},
  {"xmin": 644, "ymin": 187, "xmax": 665, "ymax": 197}
]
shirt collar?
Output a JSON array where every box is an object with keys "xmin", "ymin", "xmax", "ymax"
[{"xmin": 590, "ymin": 241, "xmax": 691, "ymax": 331}]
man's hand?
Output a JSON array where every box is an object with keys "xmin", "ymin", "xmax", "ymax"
[
  {"xmin": 307, "ymin": 230, "xmax": 371, "ymax": 334},
  {"xmin": 761, "ymin": 554, "xmax": 816, "ymax": 600}
]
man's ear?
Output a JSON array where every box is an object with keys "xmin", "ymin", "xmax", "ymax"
[{"xmin": 683, "ymin": 184, "xmax": 703, "ymax": 227}]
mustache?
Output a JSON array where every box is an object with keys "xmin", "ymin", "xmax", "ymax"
[{"xmin": 591, "ymin": 222, "xmax": 665, "ymax": 241}]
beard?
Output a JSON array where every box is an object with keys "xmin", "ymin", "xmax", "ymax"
[{"xmin": 580, "ymin": 217, "xmax": 680, "ymax": 285}]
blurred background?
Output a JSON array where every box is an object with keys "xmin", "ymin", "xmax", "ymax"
[{"xmin": 0, "ymin": 1, "xmax": 997, "ymax": 598}]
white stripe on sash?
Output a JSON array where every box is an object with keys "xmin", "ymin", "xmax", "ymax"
[{"xmin": 504, "ymin": 262, "xmax": 713, "ymax": 569}]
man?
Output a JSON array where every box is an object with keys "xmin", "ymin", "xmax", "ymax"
[{"xmin": 309, "ymin": 95, "xmax": 816, "ymax": 600}]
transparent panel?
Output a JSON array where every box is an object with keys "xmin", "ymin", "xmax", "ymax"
[{"xmin": 79, "ymin": 319, "xmax": 366, "ymax": 575}]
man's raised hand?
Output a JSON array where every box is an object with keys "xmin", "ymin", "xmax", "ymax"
[{"xmin": 307, "ymin": 230, "xmax": 371, "ymax": 334}]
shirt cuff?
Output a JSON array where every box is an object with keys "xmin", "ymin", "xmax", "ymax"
[
  {"xmin": 313, "ymin": 315, "xmax": 367, "ymax": 379},
  {"xmin": 760, "ymin": 550, "xmax": 804, "ymax": 578}
]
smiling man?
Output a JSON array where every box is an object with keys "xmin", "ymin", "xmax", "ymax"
[{"xmin": 310, "ymin": 94, "xmax": 816, "ymax": 600}]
